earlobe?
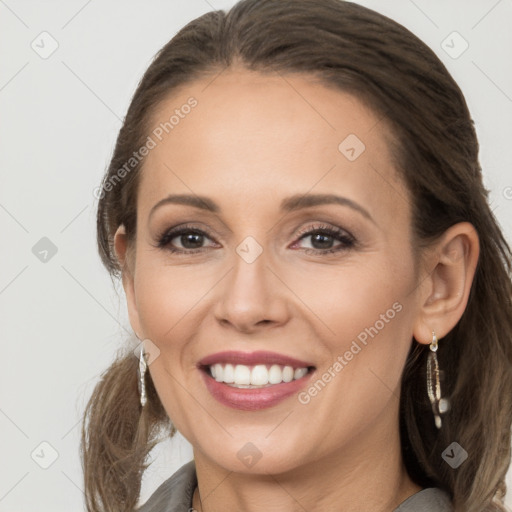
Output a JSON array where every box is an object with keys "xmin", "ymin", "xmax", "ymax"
[
  {"xmin": 114, "ymin": 224, "xmax": 128, "ymax": 269},
  {"xmin": 113, "ymin": 224, "xmax": 142, "ymax": 337},
  {"xmin": 413, "ymin": 222, "xmax": 480, "ymax": 344}
]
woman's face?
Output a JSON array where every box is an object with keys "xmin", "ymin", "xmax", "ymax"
[{"xmin": 121, "ymin": 68, "xmax": 427, "ymax": 474}]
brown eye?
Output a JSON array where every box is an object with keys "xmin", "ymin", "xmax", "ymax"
[
  {"xmin": 157, "ymin": 225, "xmax": 217, "ymax": 254},
  {"xmin": 293, "ymin": 224, "xmax": 356, "ymax": 255}
]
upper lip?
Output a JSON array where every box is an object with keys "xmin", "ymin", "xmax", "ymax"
[{"xmin": 198, "ymin": 350, "xmax": 315, "ymax": 369}]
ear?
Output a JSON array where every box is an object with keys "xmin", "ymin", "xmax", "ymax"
[
  {"xmin": 413, "ymin": 222, "xmax": 480, "ymax": 345},
  {"xmin": 114, "ymin": 225, "xmax": 143, "ymax": 338}
]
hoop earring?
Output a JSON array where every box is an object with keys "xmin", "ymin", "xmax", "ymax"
[
  {"xmin": 426, "ymin": 331, "xmax": 449, "ymax": 429},
  {"xmin": 137, "ymin": 342, "xmax": 148, "ymax": 407}
]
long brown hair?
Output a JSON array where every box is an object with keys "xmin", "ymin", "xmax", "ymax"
[{"xmin": 82, "ymin": 1, "xmax": 512, "ymax": 510}]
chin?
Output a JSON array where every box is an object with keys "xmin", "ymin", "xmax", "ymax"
[{"xmin": 198, "ymin": 436, "xmax": 310, "ymax": 476}]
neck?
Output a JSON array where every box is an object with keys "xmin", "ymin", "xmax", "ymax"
[{"xmin": 191, "ymin": 408, "xmax": 422, "ymax": 512}]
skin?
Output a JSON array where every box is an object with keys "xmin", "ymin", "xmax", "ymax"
[{"xmin": 114, "ymin": 68, "xmax": 479, "ymax": 512}]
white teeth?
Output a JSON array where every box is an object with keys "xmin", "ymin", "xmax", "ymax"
[
  {"xmin": 268, "ymin": 364, "xmax": 282, "ymax": 384},
  {"xmin": 282, "ymin": 366, "xmax": 294, "ymax": 383},
  {"xmin": 294, "ymin": 367, "xmax": 308, "ymax": 379},
  {"xmin": 223, "ymin": 364, "xmax": 235, "ymax": 383},
  {"xmin": 250, "ymin": 365, "xmax": 268, "ymax": 385},
  {"xmin": 234, "ymin": 364, "xmax": 251, "ymax": 385},
  {"xmin": 208, "ymin": 363, "xmax": 309, "ymax": 387},
  {"xmin": 214, "ymin": 363, "xmax": 223, "ymax": 382}
]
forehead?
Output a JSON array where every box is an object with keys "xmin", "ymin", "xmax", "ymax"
[{"xmin": 138, "ymin": 68, "xmax": 407, "ymax": 223}]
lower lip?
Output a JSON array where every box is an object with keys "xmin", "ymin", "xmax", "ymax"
[{"xmin": 200, "ymin": 369, "xmax": 314, "ymax": 411}]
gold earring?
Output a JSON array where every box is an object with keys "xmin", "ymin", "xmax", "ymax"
[{"xmin": 426, "ymin": 331, "xmax": 450, "ymax": 429}]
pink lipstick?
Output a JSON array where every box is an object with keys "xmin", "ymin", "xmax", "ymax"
[{"xmin": 198, "ymin": 350, "xmax": 315, "ymax": 411}]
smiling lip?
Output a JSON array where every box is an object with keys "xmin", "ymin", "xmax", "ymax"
[
  {"xmin": 198, "ymin": 350, "xmax": 315, "ymax": 411},
  {"xmin": 198, "ymin": 350, "xmax": 314, "ymax": 368}
]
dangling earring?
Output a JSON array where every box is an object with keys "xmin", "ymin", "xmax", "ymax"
[
  {"xmin": 426, "ymin": 331, "xmax": 449, "ymax": 429},
  {"xmin": 137, "ymin": 341, "xmax": 148, "ymax": 407}
]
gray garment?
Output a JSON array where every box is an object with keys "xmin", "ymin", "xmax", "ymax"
[{"xmin": 136, "ymin": 461, "xmax": 453, "ymax": 512}]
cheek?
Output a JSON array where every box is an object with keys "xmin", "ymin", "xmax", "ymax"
[
  {"xmin": 282, "ymin": 255, "xmax": 412, "ymax": 341},
  {"xmin": 300, "ymin": 302, "xmax": 414, "ymax": 455},
  {"xmin": 133, "ymin": 259, "xmax": 204, "ymax": 341},
  {"xmin": 133, "ymin": 262, "xmax": 206, "ymax": 430},
  {"xmin": 295, "ymin": 255, "xmax": 416, "ymax": 399}
]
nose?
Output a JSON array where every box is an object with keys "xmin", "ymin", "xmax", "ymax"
[{"xmin": 213, "ymin": 248, "xmax": 290, "ymax": 334}]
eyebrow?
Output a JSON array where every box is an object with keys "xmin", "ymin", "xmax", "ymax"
[{"xmin": 149, "ymin": 193, "xmax": 375, "ymax": 224}]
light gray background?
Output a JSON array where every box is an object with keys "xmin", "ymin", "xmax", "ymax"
[{"xmin": 1, "ymin": 1, "xmax": 511, "ymax": 510}]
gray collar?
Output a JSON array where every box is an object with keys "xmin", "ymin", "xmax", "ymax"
[
  {"xmin": 136, "ymin": 460, "xmax": 197, "ymax": 512},
  {"xmin": 394, "ymin": 486, "xmax": 453, "ymax": 511},
  {"xmin": 136, "ymin": 460, "xmax": 453, "ymax": 512}
]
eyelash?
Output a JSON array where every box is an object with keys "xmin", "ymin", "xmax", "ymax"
[{"xmin": 155, "ymin": 222, "xmax": 356, "ymax": 256}]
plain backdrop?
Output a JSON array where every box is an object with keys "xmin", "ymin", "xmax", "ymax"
[{"xmin": 1, "ymin": 1, "xmax": 511, "ymax": 510}]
